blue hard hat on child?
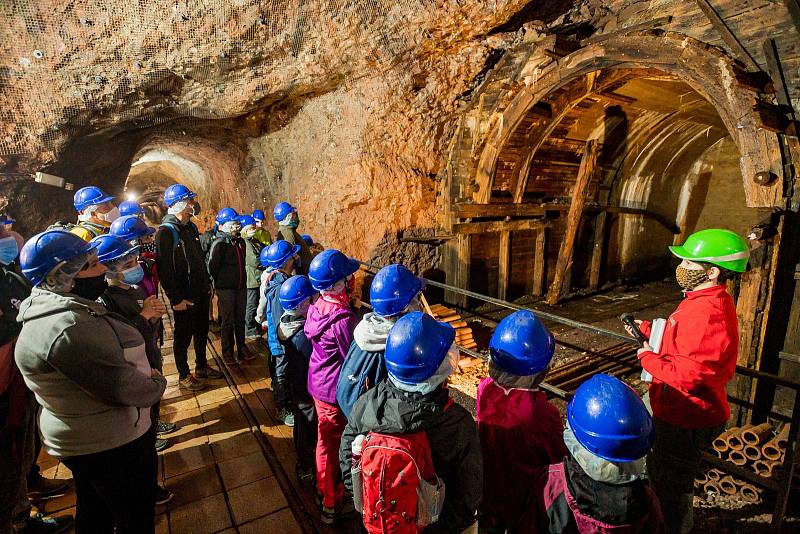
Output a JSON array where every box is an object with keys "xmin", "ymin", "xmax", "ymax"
[
  {"xmin": 385, "ymin": 311, "xmax": 455, "ymax": 384},
  {"xmin": 20, "ymin": 231, "xmax": 100, "ymax": 287},
  {"xmin": 216, "ymin": 207, "xmax": 239, "ymax": 225},
  {"xmin": 279, "ymin": 275, "xmax": 317, "ymax": 310},
  {"xmin": 238, "ymin": 214, "xmax": 256, "ymax": 228},
  {"xmin": 489, "ymin": 310, "xmax": 555, "ymax": 376},
  {"xmin": 261, "ymin": 240, "xmax": 300, "ymax": 269},
  {"xmin": 163, "ymin": 184, "xmax": 196, "ymax": 207},
  {"xmin": 110, "ymin": 215, "xmax": 155, "ymax": 242},
  {"xmin": 370, "ymin": 264, "xmax": 424, "ymax": 317},
  {"xmin": 118, "ymin": 200, "xmax": 144, "ymax": 217},
  {"xmin": 308, "ymin": 249, "xmax": 360, "ymax": 291},
  {"xmin": 273, "ymin": 201, "xmax": 296, "ymax": 222},
  {"xmin": 567, "ymin": 374, "xmax": 655, "ymax": 462},
  {"xmin": 252, "ymin": 209, "xmax": 266, "ymax": 222},
  {"xmin": 74, "ymin": 186, "xmax": 115, "ymax": 212},
  {"xmin": 301, "ymin": 234, "xmax": 314, "ymax": 246},
  {"xmin": 91, "ymin": 235, "xmax": 138, "ymax": 265}
]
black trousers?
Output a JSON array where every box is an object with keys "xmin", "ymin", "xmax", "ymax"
[
  {"xmin": 292, "ymin": 387, "xmax": 318, "ymax": 472},
  {"xmin": 172, "ymin": 293, "xmax": 210, "ymax": 378},
  {"xmin": 217, "ymin": 288, "xmax": 247, "ymax": 358},
  {"xmin": 245, "ymin": 287, "xmax": 261, "ymax": 337},
  {"xmin": 61, "ymin": 430, "xmax": 157, "ymax": 534}
]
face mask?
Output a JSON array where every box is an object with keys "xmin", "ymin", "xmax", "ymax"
[
  {"xmin": 241, "ymin": 227, "xmax": 257, "ymax": 239},
  {"xmin": 71, "ymin": 273, "xmax": 109, "ymax": 301},
  {"xmin": 286, "ymin": 217, "xmax": 300, "ymax": 229},
  {"xmin": 98, "ymin": 206, "xmax": 120, "ymax": 223},
  {"xmin": 138, "ymin": 241, "xmax": 156, "ymax": 255},
  {"xmin": 0, "ymin": 236, "xmax": 18, "ymax": 265},
  {"xmin": 675, "ymin": 266, "xmax": 709, "ymax": 291},
  {"xmin": 121, "ymin": 264, "xmax": 145, "ymax": 285},
  {"xmin": 192, "ymin": 202, "xmax": 202, "ymax": 216}
]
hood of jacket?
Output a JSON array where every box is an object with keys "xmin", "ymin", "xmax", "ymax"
[
  {"xmin": 278, "ymin": 311, "xmax": 306, "ymax": 341},
  {"xmin": 304, "ymin": 303, "xmax": 353, "ymax": 340},
  {"xmin": 18, "ymin": 286, "xmax": 108, "ymax": 324},
  {"xmin": 356, "ymin": 379, "xmax": 451, "ymax": 434},
  {"xmin": 352, "ymin": 312, "xmax": 394, "ymax": 352}
]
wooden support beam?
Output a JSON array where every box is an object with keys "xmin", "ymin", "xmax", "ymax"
[
  {"xmin": 783, "ymin": 0, "xmax": 800, "ymax": 34},
  {"xmin": 546, "ymin": 140, "xmax": 599, "ymax": 305},
  {"xmin": 580, "ymin": 16, "xmax": 673, "ymax": 46},
  {"xmin": 532, "ymin": 228, "xmax": 546, "ymax": 297},
  {"xmin": 589, "ymin": 211, "xmax": 607, "ymax": 291},
  {"xmin": 451, "ymin": 219, "xmax": 551, "ymax": 235},
  {"xmin": 694, "ymin": 0, "xmax": 759, "ymax": 71},
  {"xmin": 498, "ymin": 230, "xmax": 511, "ymax": 300},
  {"xmin": 442, "ymin": 234, "xmax": 471, "ymax": 308},
  {"xmin": 452, "ymin": 203, "xmax": 548, "ymax": 218}
]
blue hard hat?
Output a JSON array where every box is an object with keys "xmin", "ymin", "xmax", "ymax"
[
  {"xmin": 238, "ymin": 214, "xmax": 256, "ymax": 228},
  {"xmin": 163, "ymin": 184, "xmax": 196, "ymax": 207},
  {"xmin": 273, "ymin": 201, "xmax": 296, "ymax": 222},
  {"xmin": 308, "ymin": 249, "xmax": 360, "ymax": 291},
  {"xmin": 489, "ymin": 310, "xmax": 555, "ymax": 376},
  {"xmin": 118, "ymin": 200, "xmax": 144, "ymax": 217},
  {"xmin": 73, "ymin": 186, "xmax": 115, "ymax": 212},
  {"xmin": 279, "ymin": 275, "xmax": 318, "ymax": 311},
  {"xmin": 261, "ymin": 240, "xmax": 300, "ymax": 269},
  {"xmin": 385, "ymin": 311, "xmax": 455, "ymax": 384},
  {"xmin": 567, "ymin": 374, "xmax": 655, "ymax": 462},
  {"xmin": 252, "ymin": 209, "xmax": 266, "ymax": 222},
  {"xmin": 20, "ymin": 230, "xmax": 100, "ymax": 287},
  {"xmin": 92, "ymin": 234, "xmax": 138, "ymax": 265},
  {"xmin": 370, "ymin": 264, "xmax": 424, "ymax": 317},
  {"xmin": 301, "ymin": 234, "xmax": 314, "ymax": 246},
  {"xmin": 216, "ymin": 207, "xmax": 239, "ymax": 225},
  {"xmin": 110, "ymin": 215, "xmax": 155, "ymax": 242}
]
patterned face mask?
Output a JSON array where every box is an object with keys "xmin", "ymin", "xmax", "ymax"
[{"xmin": 675, "ymin": 266, "xmax": 709, "ymax": 290}]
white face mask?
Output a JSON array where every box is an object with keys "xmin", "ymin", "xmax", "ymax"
[
  {"xmin": 241, "ymin": 226, "xmax": 257, "ymax": 238},
  {"xmin": 98, "ymin": 206, "xmax": 120, "ymax": 223}
]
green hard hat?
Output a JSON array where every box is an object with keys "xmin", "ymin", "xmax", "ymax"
[{"xmin": 669, "ymin": 229, "xmax": 750, "ymax": 272}]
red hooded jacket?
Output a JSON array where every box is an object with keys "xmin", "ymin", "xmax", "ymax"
[{"xmin": 638, "ymin": 284, "xmax": 738, "ymax": 428}]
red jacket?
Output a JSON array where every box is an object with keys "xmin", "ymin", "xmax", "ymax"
[{"xmin": 638, "ymin": 284, "xmax": 738, "ymax": 428}]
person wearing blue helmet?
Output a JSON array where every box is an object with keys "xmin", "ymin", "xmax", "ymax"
[
  {"xmin": 238, "ymin": 214, "xmax": 266, "ymax": 339},
  {"xmin": 118, "ymin": 200, "xmax": 144, "ymax": 218},
  {"xmin": 255, "ymin": 240, "xmax": 301, "ymax": 426},
  {"xmin": 339, "ymin": 312, "xmax": 481, "ymax": 532},
  {"xmin": 476, "ymin": 310, "xmax": 565, "ymax": 533},
  {"xmin": 15, "ymin": 231, "xmax": 166, "ymax": 532},
  {"xmin": 538, "ymin": 374, "xmax": 664, "ymax": 532},
  {"xmin": 157, "ymin": 184, "xmax": 220, "ymax": 390},
  {"xmin": 208, "ymin": 209, "xmax": 254, "ymax": 365},
  {"xmin": 251, "ymin": 209, "xmax": 272, "ymax": 247},
  {"xmin": 336, "ymin": 264, "xmax": 424, "ymax": 420},
  {"xmin": 277, "ymin": 275, "xmax": 319, "ymax": 483},
  {"xmin": 70, "ymin": 186, "xmax": 120, "ymax": 241},
  {"xmin": 273, "ymin": 201, "xmax": 311, "ymax": 275}
]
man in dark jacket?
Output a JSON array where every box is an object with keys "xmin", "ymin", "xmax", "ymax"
[
  {"xmin": 277, "ymin": 275, "xmax": 318, "ymax": 483},
  {"xmin": 156, "ymin": 184, "xmax": 222, "ymax": 391},
  {"xmin": 208, "ymin": 208, "xmax": 253, "ymax": 365},
  {"xmin": 273, "ymin": 201, "xmax": 311, "ymax": 276},
  {"xmin": 340, "ymin": 312, "xmax": 482, "ymax": 534},
  {"xmin": 239, "ymin": 214, "xmax": 265, "ymax": 339}
]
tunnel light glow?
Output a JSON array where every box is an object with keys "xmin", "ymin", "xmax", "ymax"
[{"xmin": 126, "ymin": 192, "xmax": 138, "ymax": 202}]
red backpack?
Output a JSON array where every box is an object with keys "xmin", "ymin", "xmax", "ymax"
[{"xmin": 352, "ymin": 431, "xmax": 446, "ymax": 534}]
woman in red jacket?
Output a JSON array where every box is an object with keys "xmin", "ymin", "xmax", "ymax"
[{"xmin": 629, "ymin": 228, "xmax": 749, "ymax": 534}]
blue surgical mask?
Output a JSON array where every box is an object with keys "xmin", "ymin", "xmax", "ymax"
[
  {"xmin": 121, "ymin": 264, "xmax": 145, "ymax": 285},
  {"xmin": 0, "ymin": 236, "xmax": 19, "ymax": 265}
]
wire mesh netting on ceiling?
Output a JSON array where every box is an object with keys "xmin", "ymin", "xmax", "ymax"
[{"xmin": 0, "ymin": 0, "xmax": 433, "ymax": 160}]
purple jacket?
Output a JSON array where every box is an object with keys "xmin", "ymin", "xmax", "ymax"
[{"xmin": 304, "ymin": 303, "xmax": 357, "ymax": 404}]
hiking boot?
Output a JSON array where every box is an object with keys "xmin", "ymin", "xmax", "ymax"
[
  {"xmin": 26, "ymin": 475, "xmax": 68, "ymax": 500},
  {"xmin": 21, "ymin": 513, "xmax": 72, "ymax": 534},
  {"xmin": 195, "ymin": 366, "xmax": 223, "ymax": 380},
  {"xmin": 178, "ymin": 374, "xmax": 207, "ymax": 391},
  {"xmin": 155, "ymin": 485, "xmax": 174, "ymax": 505},
  {"xmin": 222, "ymin": 354, "xmax": 241, "ymax": 366},
  {"xmin": 157, "ymin": 420, "xmax": 177, "ymax": 435},
  {"xmin": 155, "ymin": 438, "xmax": 170, "ymax": 452},
  {"xmin": 321, "ymin": 506, "xmax": 336, "ymax": 525},
  {"xmin": 277, "ymin": 408, "xmax": 295, "ymax": 427}
]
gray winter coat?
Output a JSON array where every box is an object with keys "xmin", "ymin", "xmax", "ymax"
[{"xmin": 14, "ymin": 288, "xmax": 166, "ymax": 458}]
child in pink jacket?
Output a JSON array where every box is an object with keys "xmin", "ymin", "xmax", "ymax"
[{"xmin": 477, "ymin": 310, "xmax": 565, "ymax": 533}]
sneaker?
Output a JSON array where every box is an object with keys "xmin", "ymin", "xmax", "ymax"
[
  {"xmin": 277, "ymin": 408, "xmax": 295, "ymax": 427},
  {"xmin": 195, "ymin": 366, "xmax": 223, "ymax": 380},
  {"xmin": 157, "ymin": 420, "xmax": 177, "ymax": 435},
  {"xmin": 178, "ymin": 374, "xmax": 207, "ymax": 391},
  {"xmin": 321, "ymin": 506, "xmax": 336, "ymax": 525},
  {"xmin": 155, "ymin": 438, "xmax": 170, "ymax": 452},
  {"xmin": 155, "ymin": 485, "xmax": 174, "ymax": 505},
  {"xmin": 21, "ymin": 513, "xmax": 72, "ymax": 534},
  {"xmin": 26, "ymin": 475, "xmax": 68, "ymax": 500}
]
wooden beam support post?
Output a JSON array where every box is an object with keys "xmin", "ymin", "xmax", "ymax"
[
  {"xmin": 589, "ymin": 211, "xmax": 607, "ymax": 291},
  {"xmin": 694, "ymin": 0, "xmax": 759, "ymax": 71},
  {"xmin": 546, "ymin": 139, "xmax": 599, "ymax": 305},
  {"xmin": 498, "ymin": 230, "xmax": 511, "ymax": 300},
  {"xmin": 442, "ymin": 234, "xmax": 471, "ymax": 308},
  {"xmin": 532, "ymin": 227, "xmax": 546, "ymax": 297}
]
